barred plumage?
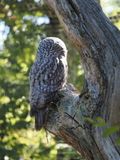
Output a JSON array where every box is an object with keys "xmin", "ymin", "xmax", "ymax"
[{"xmin": 29, "ymin": 37, "xmax": 68, "ymax": 130}]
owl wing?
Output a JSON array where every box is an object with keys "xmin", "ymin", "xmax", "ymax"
[
  {"xmin": 36, "ymin": 56, "xmax": 67, "ymax": 93},
  {"xmin": 29, "ymin": 55, "xmax": 67, "ymax": 108}
]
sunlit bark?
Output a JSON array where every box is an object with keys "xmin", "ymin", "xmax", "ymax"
[{"xmin": 42, "ymin": 0, "xmax": 120, "ymax": 159}]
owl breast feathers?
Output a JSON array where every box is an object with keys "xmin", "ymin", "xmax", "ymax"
[{"xmin": 29, "ymin": 37, "xmax": 68, "ymax": 130}]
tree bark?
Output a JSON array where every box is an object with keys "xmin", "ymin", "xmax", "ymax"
[{"xmin": 43, "ymin": 0, "xmax": 120, "ymax": 159}]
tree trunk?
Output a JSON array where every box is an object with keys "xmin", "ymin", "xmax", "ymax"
[{"xmin": 43, "ymin": 0, "xmax": 120, "ymax": 159}]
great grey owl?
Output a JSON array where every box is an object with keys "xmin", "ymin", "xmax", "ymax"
[{"xmin": 29, "ymin": 37, "xmax": 68, "ymax": 130}]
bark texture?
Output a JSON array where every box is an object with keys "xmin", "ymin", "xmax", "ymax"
[{"xmin": 42, "ymin": 0, "xmax": 120, "ymax": 159}]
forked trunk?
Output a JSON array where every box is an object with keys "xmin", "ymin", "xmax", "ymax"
[{"xmin": 42, "ymin": 0, "xmax": 120, "ymax": 159}]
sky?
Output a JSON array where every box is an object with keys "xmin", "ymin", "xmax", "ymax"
[{"xmin": 0, "ymin": 21, "xmax": 9, "ymax": 50}]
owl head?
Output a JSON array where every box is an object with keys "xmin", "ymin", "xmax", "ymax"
[{"xmin": 37, "ymin": 37, "xmax": 67, "ymax": 59}]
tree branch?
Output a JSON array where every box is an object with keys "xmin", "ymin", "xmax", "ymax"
[
  {"xmin": 40, "ymin": 0, "xmax": 120, "ymax": 159},
  {"xmin": 44, "ymin": 0, "xmax": 120, "ymax": 124},
  {"xmin": 46, "ymin": 84, "xmax": 104, "ymax": 160}
]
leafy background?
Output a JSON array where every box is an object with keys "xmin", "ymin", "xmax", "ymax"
[{"xmin": 0, "ymin": 0, "xmax": 120, "ymax": 159}]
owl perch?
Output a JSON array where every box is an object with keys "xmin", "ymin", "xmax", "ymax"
[{"xmin": 29, "ymin": 0, "xmax": 120, "ymax": 159}]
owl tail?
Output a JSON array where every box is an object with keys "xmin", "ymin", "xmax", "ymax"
[
  {"xmin": 30, "ymin": 107, "xmax": 47, "ymax": 130},
  {"xmin": 34, "ymin": 109, "xmax": 46, "ymax": 130}
]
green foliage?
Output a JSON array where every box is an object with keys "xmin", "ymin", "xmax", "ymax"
[
  {"xmin": 84, "ymin": 117, "xmax": 106, "ymax": 127},
  {"xmin": 85, "ymin": 116, "xmax": 120, "ymax": 146},
  {"xmin": 0, "ymin": 1, "xmax": 57, "ymax": 159},
  {"xmin": 102, "ymin": 125, "xmax": 120, "ymax": 138},
  {"xmin": 101, "ymin": 0, "xmax": 120, "ymax": 29},
  {"xmin": 116, "ymin": 137, "xmax": 120, "ymax": 146},
  {"xmin": 56, "ymin": 144, "xmax": 83, "ymax": 160}
]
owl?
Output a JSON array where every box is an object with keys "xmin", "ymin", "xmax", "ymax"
[{"xmin": 29, "ymin": 37, "xmax": 68, "ymax": 130}]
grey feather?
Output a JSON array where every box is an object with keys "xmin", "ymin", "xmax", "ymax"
[{"xmin": 29, "ymin": 37, "xmax": 68, "ymax": 130}]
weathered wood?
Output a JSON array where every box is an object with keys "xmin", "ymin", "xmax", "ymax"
[{"xmin": 42, "ymin": 0, "xmax": 120, "ymax": 159}]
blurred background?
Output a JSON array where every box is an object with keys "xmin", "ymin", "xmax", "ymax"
[{"xmin": 0, "ymin": 0, "xmax": 120, "ymax": 159}]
